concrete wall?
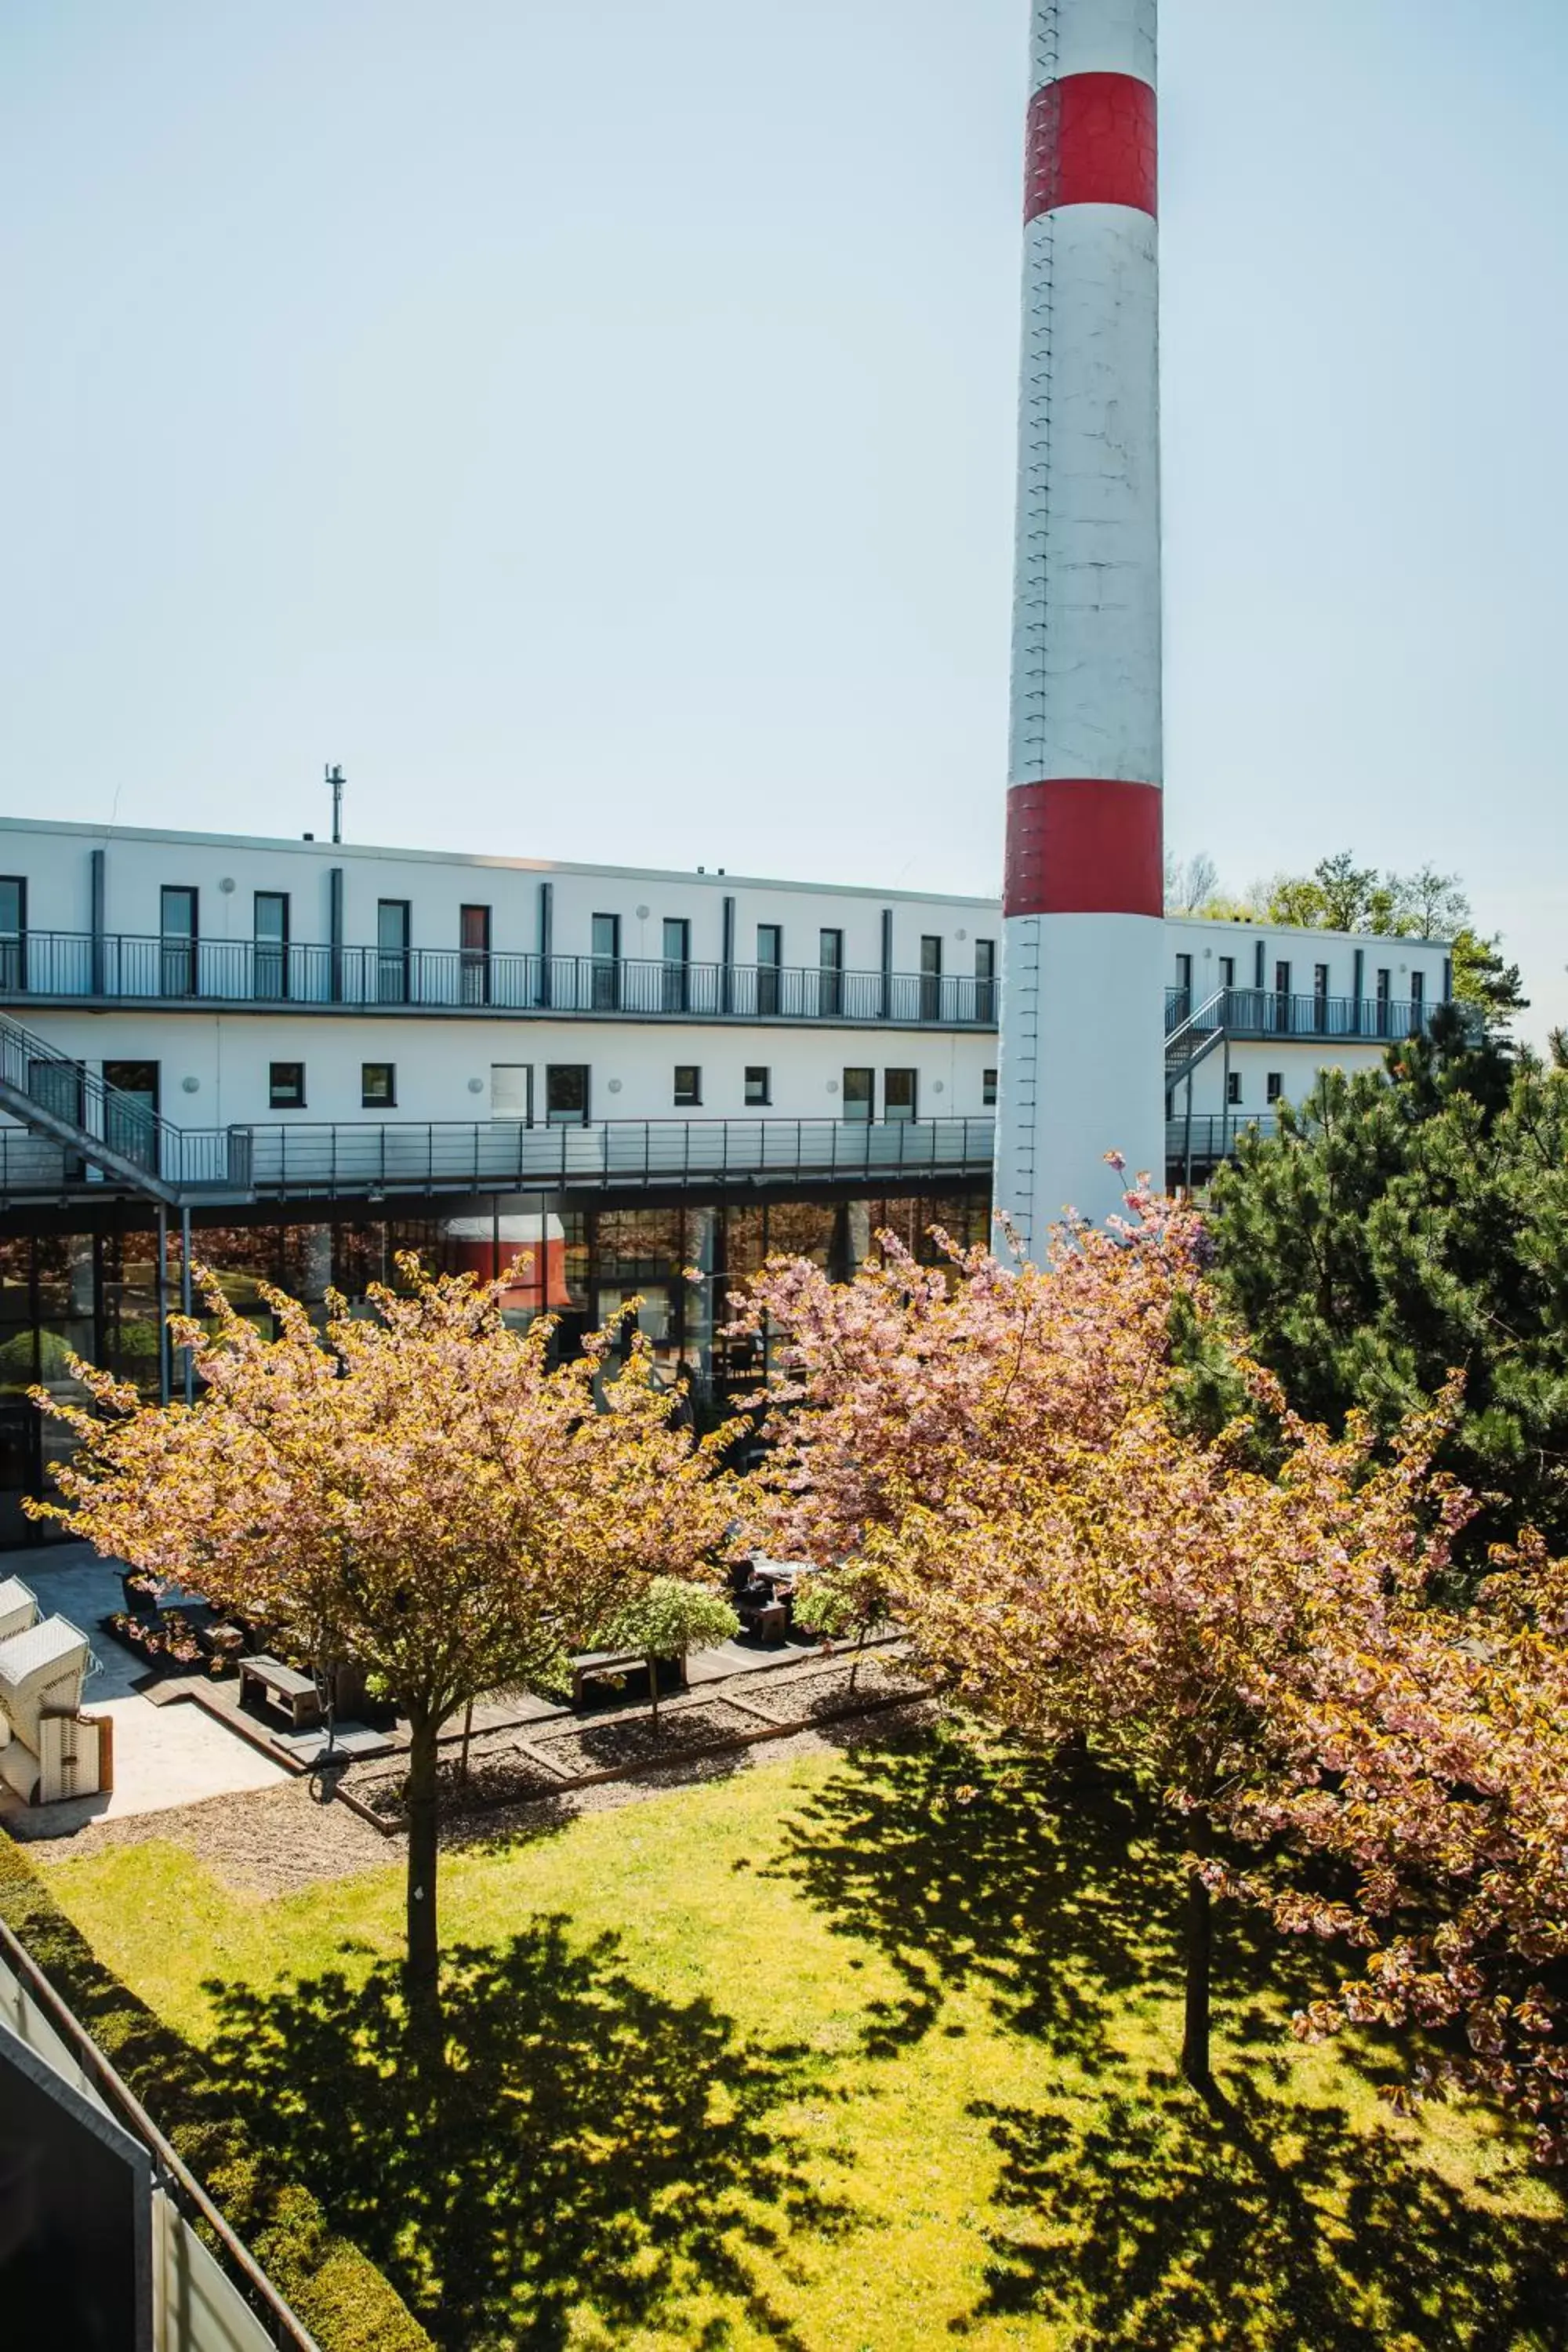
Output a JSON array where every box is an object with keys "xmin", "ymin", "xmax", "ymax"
[{"xmin": 17, "ymin": 1008, "xmax": 999, "ymax": 1131}]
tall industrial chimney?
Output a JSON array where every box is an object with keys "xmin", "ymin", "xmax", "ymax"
[{"xmin": 993, "ymin": 0, "xmax": 1164, "ymax": 1252}]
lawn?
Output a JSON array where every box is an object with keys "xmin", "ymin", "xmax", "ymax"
[{"xmin": 38, "ymin": 1719, "xmax": 1568, "ymax": 2351}]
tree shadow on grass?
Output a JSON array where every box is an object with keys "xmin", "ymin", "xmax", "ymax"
[
  {"xmin": 765, "ymin": 1717, "xmax": 1178, "ymax": 2065},
  {"xmin": 964, "ymin": 2067, "xmax": 1567, "ymax": 2350},
  {"xmin": 768, "ymin": 1721, "xmax": 1568, "ymax": 2349},
  {"xmin": 201, "ymin": 1920, "xmax": 849, "ymax": 2352}
]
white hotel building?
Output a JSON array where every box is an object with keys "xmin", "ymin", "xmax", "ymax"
[{"xmin": 0, "ymin": 816, "xmax": 1454, "ymax": 1538}]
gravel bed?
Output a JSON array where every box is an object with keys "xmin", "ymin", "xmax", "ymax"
[
  {"xmin": 740, "ymin": 1658, "xmax": 927, "ymax": 1722},
  {"xmin": 350, "ymin": 1741, "xmax": 566, "ymax": 1822},
  {"xmin": 23, "ymin": 1781, "xmax": 394, "ymax": 1896},
  {"xmin": 530, "ymin": 1697, "xmax": 763, "ymax": 1777}
]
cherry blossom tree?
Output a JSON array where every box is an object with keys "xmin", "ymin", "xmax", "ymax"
[
  {"xmin": 1219, "ymin": 1529, "xmax": 1568, "ymax": 2160},
  {"xmin": 29, "ymin": 1259, "xmax": 740, "ymax": 1997},
  {"xmin": 743, "ymin": 1190, "xmax": 1479, "ymax": 2090}
]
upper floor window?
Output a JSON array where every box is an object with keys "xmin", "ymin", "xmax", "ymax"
[
  {"xmin": 590, "ymin": 914, "xmax": 620, "ymax": 1011},
  {"xmin": 974, "ymin": 939, "xmax": 996, "ymax": 1022},
  {"xmin": 270, "ymin": 1061, "xmax": 306, "ymax": 1110},
  {"xmin": 460, "ymin": 905, "xmax": 491, "ymax": 1006},
  {"xmin": 1227, "ymin": 1070, "xmax": 1243, "ymax": 1106},
  {"xmin": 361, "ymin": 1062, "xmax": 396, "ymax": 1109},
  {"xmin": 254, "ymin": 891, "xmax": 289, "ymax": 1002},
  {"xmin": 662, "ymin": 918, "xmax": 691, "ymax": 1014},
  {"xmin": 920, "ymin": 935, "xmax": 943, "ymax": 1022},
  {"xmin": 377, "ymin": 900, "xmax": 410, "ymax": 1005},
  {"xmin": 982, "ymin": 1067, "xmax": 997, "ymax": 1108},
  {"xmin": 818, "ymin": 928, "xmax": 844, "ymax": 1018},
  {"xmin": 161, "ymin": 886, "xmax": 198, "ymax": 998},
  {"xmin": 1218, "ymin": 955, "xmax": 1236, "ymax": 991},
  {"xmin": 1174, "ymin": 952, "xmax": 1192, "ymax": 1003},
  {"xmin": 0, "ymin": 877, "xmax": 26, "ymax": 991},
  {"xmin": 756, "ymin": 924, "xmax": 782, "ymax": 1016},
  {"xmin": 1266, "ymin": 1072, "xmax": 1283, "ymax": 1105},
  {"xmin": 673, "ymin": 1065, "xmax": 702, "ymax": 1109},
  {"xmin": 1410, "ymin": 970, "xmax": 1425, "ymax": 1025},
  {"xmin": 744, "ymin": 1065, "xmax": 771, "ymax": 1108}
]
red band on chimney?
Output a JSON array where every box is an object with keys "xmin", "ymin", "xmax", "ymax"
[
  {"xmin": 1004, "ymin": 779, "xmax": 1164, "ymax": 918},
  {"xmin": 1025, "ymin": 73, "xmax": 1158, "ymax": 223}
]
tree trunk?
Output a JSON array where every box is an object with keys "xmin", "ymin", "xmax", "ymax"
[
  {"xmin": 405, "ymin": 1711, "xmax": 442, "ymax": 2002},
  {"xmin": 459, "ymin": 1697, "xmax": 474, "ymax": 1788},
  {"xmin": 647, "ymin": 1653, "xmax": 659, "ymax": 1737},
  {"xmin": 1182, "ymin": 1806, "xmax": 1214, "ymax": 2089},
  {"xmin": 850, "ymin": 1622, "xmax": 867, "ymax": 1693}
]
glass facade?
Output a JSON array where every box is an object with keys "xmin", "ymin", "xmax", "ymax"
[{"xmin": 0, "ymin": 1185, "xmax": 988, "ymax": 1540}]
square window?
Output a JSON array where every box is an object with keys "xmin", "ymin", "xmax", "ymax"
[
  {"xmin": 270, "ymin": 1062, "xmax": 305, "ymax": 1110},
  {"xmin": 674, "ymin": 1065, "xmax": 702, "ymax": 1109},
  {"xmin": 361, "ymin": 1062, "xmax": 396, "ymax": 1109},
  {"xmin": 1227, "ymin": 1071, "xmax": 1242, "ymax": 1106},
  {"xmin": 744, "ymin": 1066, "xmax": 771, "ymax": 1108},
  {"xmin": 1266, "ymin": 1073, "xmax": 1283, "ymax": 1105},
  {"xmin": 983, "ymin": 1068, "xmax": 997, "ymax": 1108}
]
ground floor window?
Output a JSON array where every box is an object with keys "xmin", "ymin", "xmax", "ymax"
[
  {"xmin": 546, "ymin": 1065, "xmax": 590, "ymax": 1124},
  {"xmin": 269, "ymin": 1062, "xmax": 306, "ymax": 1111}
]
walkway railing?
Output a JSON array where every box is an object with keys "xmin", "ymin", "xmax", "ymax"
[
  {"xmin": 0, "ymin": 931, "xmax": 999, "ymax": 1029},
  {"xmin": 0, "ymin": 1112, "xmax": 997, "ymax": 1205},
  {"xmin": 1166, "ymin": 984, "xmax": 1449, "ymax": 1044}
]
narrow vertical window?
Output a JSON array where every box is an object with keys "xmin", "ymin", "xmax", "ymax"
[
  {"xmin": 161, "ymin": 886, "xmax": 198, "ymax": 998},
  {"xmin": 756, "ymin": 923, "xmax": 782, "ymax": 1018},
  {"xmin": 254, "ymin": 891, "xmax": 289, "ymax": 1002},
  {"xmin": 662, "ymin": 917, "xmax": 691, "ymax": 1014},
  {"xmin": 974, "ymin": 938, "xmax": 996, "ymax": 1024},
  {"xmin": 0, "ymin": 877, "xmax": 27, "ymax": 992},
  {"xmin": 920, "ymin": 935, "xmax": 943, "ymax": 1023},
  {"xmin": 460, "ymin": 905, "xmax": 492, "ymax": 1006},
  {"xmin": 818, "ymin": 928, "xmax": 844, "ymax": 1018},
  {"xmin": 377, "ymin": 899, "xmax": 410, "ymax": 1005},
  {"xmin": 590, "ymin": 913, "xmax": 621, "ymax": 1011}
]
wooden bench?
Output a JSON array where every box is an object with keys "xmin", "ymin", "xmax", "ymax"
[
  {"xmin": 570, "ymin": 1650, "xmax": 688, "ymax": 1710},
  {"xmin": 238, "ymin": 1654, "xmax": 321, "ymax": 1730}
]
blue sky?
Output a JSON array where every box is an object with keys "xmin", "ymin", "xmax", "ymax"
[{"xmin": 3, "ymin": 1, "xmax": 1564, "ymax": 1037}]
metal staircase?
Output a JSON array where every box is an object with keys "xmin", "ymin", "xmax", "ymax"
[
  {"xmin": 0, "ymin": 1008, "xmax": 193, "ymax": 1204},
  {"xmin": 1163, "ymin": 989, "xmax": 1230, "ymax": 1094}
]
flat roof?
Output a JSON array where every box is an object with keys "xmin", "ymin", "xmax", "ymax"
[{"xmin": 0, "ymin": 815, "xmax": 999, "ymax": 912}]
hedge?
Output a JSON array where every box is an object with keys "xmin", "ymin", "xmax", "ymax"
[{"xmin": 0, "ymin": 1834, "xmax": 433, "ymax": 2352}]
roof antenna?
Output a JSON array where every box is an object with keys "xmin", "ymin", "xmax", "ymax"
[{"xmin": 326, "ymin": 763, "xmax": 345, "ymax": 844}]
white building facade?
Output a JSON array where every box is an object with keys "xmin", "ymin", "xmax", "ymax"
[{"xmin": 0, "ymin": 816, "xmax": 1453, "ymax": 1540}]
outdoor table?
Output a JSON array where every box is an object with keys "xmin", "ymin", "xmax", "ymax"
[{"xmin": 238, "ymin": 1653, "xmax": 321, "ymax": 1730}]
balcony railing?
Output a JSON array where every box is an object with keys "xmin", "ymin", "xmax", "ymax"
[
  {"xmin": 0, "ymin": 1113, "xmax": 996, "ymax": 1205},
  {"xmin": 0, "ymin": 931, "xmax": 999, "ymax": 1029},
  {"xmin": 1164, "ymin": 985, "xmax": 1446, "ymax": 1044}
]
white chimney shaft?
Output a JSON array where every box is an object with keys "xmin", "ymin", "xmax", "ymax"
[{"xmin": 994, "ymin": 0, "xmax": 1165, "ymax": 1250}]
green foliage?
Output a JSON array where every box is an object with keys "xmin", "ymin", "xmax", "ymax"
[
  {"xmin": 597, "ymin": 1576, "xmax": 738, "ymax": 1661},
  {"xmin": 0, "ymin": 1838, "xmax": 432, "ymax": 2352},
  {"xmin": 1452, "ymin": 925, "xmax": 1530, "ymax": 1027},
  {"xmin": 789, "ymin": 1561, "xmax": 892, "ymax": 1646},
  {"xmin": 1207, "ymin": 1037, "xmax": 1568, "ymax": 1563}
]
